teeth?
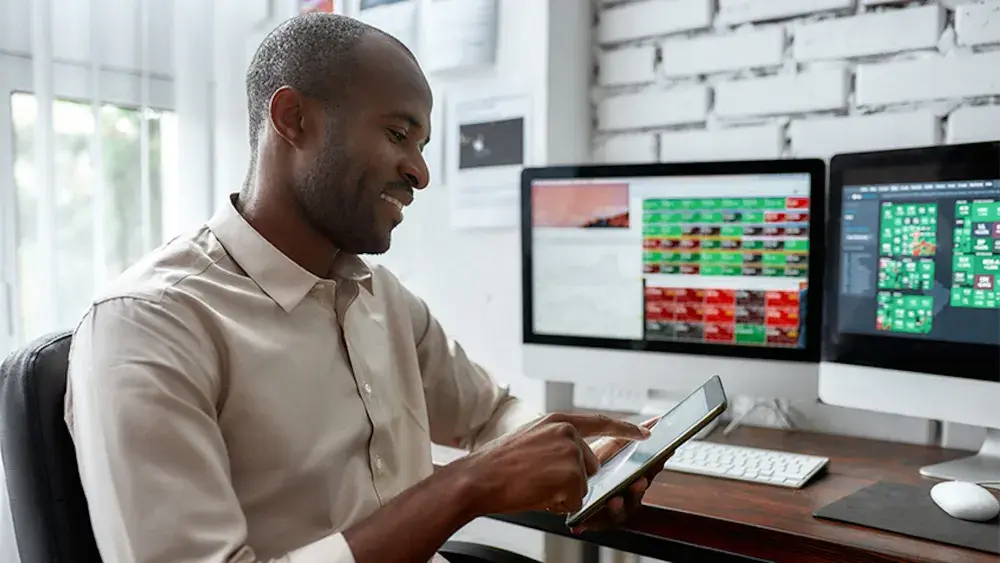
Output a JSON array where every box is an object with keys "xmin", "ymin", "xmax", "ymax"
[{"xmin": 380, "ymin": 193, "xmax": 404, "ymax": 212}]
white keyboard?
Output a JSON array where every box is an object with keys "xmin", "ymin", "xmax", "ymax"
[{"xmin": 663, "ymin": 441, "xmax": 829, "ymax": 489}]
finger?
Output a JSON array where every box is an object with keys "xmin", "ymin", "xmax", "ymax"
[
  {"xmin": 607, "ymin": 496, "xmax": 627, "ymax": 524},
  {"xmin": 640, "ymin": 415, "xmax": 663, "ymax": 429},
  {"xmin": 582, "ymin": 443, "xmax": 601, "ymax": 476},
  {"xmin": 559, "ymin": 413, "xmax": 651, "ymax": 440},
  {"xmin": 645, "ymin": 461, "xmax": 667, "ymax": 481},
  {"xmin": 592, "ymin": 437, "xmax": 629, "ymax": 463},
  {"xmin": 630, "ymin": 476, "xmax": 649, "ymax": 495}
]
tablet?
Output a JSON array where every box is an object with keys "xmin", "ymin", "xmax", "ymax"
[{"xmin": 565, "ymin": 375, "xmax": 728, "ymax": 528}]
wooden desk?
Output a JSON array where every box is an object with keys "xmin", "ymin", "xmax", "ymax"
[{"xmin": 488, "ymin": 427, "xmax": 999, "ymax": 563}]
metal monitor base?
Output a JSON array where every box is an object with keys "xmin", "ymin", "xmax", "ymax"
[{"xmin": 920, "ymin": 428, "xmax": 1000, "ymax": 490}]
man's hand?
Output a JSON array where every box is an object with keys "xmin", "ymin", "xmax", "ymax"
[
  {"xmin": 571, "ymin": 415, "xmax": 665, "ymax": 534},
  {"xmin": 454, "ymin": 412, "xmax": 651, "ymax": 516}
]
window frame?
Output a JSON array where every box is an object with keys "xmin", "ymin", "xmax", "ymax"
[{"xmin": 0, "ymin": 53, "xmax": 177, "ymax": 354}]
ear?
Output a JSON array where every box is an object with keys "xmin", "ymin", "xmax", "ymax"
[{"xmin": 268, "ymin": 86, "xmax": 310, "ymax": 150}]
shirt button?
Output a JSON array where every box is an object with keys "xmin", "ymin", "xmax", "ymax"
[
  {"xmin": 374, "ymin": 456, "xmax": 384, "ymax": 472},
  {"xmin": 363, "ymin": 382, "xmax": 373, "ymax": 394}
]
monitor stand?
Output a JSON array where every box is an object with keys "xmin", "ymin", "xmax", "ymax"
[{"xmin": 919, "ymin": 427, "xmax": 1000, "ymax": 490}]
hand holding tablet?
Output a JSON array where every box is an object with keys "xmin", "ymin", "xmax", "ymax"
[{"xmin": 565, "ymin": 375, "xmax": 729, "ymax": 529}]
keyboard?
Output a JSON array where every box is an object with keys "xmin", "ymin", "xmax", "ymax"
[{"xmin": 663, "ymin": 441, "xmax": 829, "ymax": 489}]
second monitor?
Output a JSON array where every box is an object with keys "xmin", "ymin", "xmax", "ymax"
[{"xmin": 521, "ymin": 160, "xmax": 826, "ymax": 400}]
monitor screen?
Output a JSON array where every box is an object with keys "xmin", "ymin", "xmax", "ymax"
[
  {"xmin": 838, "ymin": 180, "xmax": 1000, "ymax": 345},
  {"xmin": 824, "ymin": 142, "xmax": 1000, "ymax": 381},
  {"xmin": 521, "ymin": 161, "xmax": 826, "ymax": 362}
]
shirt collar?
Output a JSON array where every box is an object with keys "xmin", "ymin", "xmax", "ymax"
[{"xmin": 207, "ymin": 194, "xmax": 373, "ymax": 313}]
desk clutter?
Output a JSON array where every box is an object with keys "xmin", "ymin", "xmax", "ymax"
[{"xmin": 814, "ymin": 481, "xmax": 1000, "ymax": 555}]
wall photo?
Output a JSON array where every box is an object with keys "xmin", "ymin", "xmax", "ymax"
[{"xmin": 458, "ymin": 117, "xmax": 524, "ymax": 170}]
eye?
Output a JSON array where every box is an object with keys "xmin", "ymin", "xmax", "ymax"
[{"xmin": 388, "ymin": 129, "xmax": 407, "ymax": 143}]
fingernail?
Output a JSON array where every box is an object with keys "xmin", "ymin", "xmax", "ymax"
[{"xmin": 639, "ymin": 426, "xmax": 651, "ymax": 437}]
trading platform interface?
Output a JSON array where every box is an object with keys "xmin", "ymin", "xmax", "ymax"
[
  {"xmin": 530, "ymin": 174, "xmax": 811, "ymax": 349},
  {"xmin": 838, "ymin": 179, "xmax": 1000, "ymax": 345}
]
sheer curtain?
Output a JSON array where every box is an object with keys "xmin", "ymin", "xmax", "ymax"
[{"xmin": 0, "ymin": 0, "xmax": 214, "ymax": 559}]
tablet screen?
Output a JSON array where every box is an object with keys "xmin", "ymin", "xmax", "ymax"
[{"xmin": 575, "ymin": 385, "xmax": 713, "ymax": 515}]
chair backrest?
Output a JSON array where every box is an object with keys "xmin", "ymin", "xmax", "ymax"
[{"xmin": 0, "ymin": 331, "xmax": 102, "ymax": 562}]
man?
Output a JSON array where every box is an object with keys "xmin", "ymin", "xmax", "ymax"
[{"xmin": 65, "ymin": 13, "xmax": 662, "ymax": 563}]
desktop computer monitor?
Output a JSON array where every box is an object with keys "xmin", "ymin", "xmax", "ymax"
[
  {"xmin": 520, "ymin": 160, "xmax": 827, "ymax": 401},
  {"xmin": 821, "ymin": 141, "xmax": 1000, "ymax": 485}
]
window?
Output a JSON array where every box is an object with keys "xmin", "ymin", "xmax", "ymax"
[{"xmin": 9, "ymin": 93, "xmax": 177, "ymax": 342}]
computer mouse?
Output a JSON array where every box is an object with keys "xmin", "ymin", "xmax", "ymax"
[{"xmin": 930, "ymin": 481, "xmax": 1000, "ymax": 522}]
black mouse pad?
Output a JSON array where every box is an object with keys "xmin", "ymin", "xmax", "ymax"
[{"xmin": 814, "ymin": 481, "xmax": 1000, "ymax": 555}]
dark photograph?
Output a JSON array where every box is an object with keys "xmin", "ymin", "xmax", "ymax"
[{"xmin": 458, "ymin": 117, "xmax": 524, "ymax": 170}]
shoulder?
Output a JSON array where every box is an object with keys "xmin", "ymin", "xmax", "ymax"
[
  {"xmin": 71, "ymin": 225, "xmax": 229, "ymax": 371},
  {"xmin": 91, "ymin": 225, "xmax": 227, "ymax": 309}
]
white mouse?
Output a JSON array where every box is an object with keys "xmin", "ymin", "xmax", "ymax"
[{"xmin": 930, "ymin": 481, "xmax": 1000, "ymax": 522}]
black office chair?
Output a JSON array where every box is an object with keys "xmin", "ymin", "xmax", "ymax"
[{"xmin": 0, "ymin": 332, "xmax": 539, "ymax": 563}]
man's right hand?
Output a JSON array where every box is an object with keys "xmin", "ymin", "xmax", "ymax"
[{"xmin": 455, "ymin": 413, "xmax": 651, "ymax": 516}]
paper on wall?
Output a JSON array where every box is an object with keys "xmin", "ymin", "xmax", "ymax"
[
  {"xmin": 446, "ymin": 87, "xmax": 532, "ymax": 230},
  {"xmin": 419, "ymin": 0, "xmax": 498, "ymax": 74},
  {"xmin": 355, "ymin": 0, "xmax": 418, "ymax": 53}
]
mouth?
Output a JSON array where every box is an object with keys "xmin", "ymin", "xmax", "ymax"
[{"xmin": 380, "ymin": 193, "xmax": 406, "ymax": 213}]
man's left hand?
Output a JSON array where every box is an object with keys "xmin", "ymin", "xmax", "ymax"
[{"xmin": 571, "ymin": 416, "xmax": 664, "ymax": 534}]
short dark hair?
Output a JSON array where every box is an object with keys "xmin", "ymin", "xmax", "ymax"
[{"xmin": 244, "ymin": 13, "xmax": 377, "ymax": 152}]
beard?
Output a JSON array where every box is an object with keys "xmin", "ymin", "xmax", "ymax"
[{"xmin": 293, "ymin": 120, "xmax": 390, "ymax": 255}]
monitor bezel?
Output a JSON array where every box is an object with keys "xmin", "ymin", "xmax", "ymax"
[
  {"xmin": 520, "ymin": 159, "xmax": 827, "ymax": 363},
  {"xmin": 823, "ymin": 141, "xmax": 1000, "ymax": 381}
]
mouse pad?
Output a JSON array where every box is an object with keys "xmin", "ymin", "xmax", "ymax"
[{"xmin": 814, "ymin": 481, "xmax": 1000, "ymax": 555}]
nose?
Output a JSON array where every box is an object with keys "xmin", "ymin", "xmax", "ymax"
[{"xmin": 400, "ymin": 153, "xmax": 430, "ymax": 191}]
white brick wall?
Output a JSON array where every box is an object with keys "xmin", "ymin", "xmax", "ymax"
[
  {"xmin": 597, "ymin": 132, "xmax": 659, "ymax": 163},
  {"xmin": 714, "ymin": 69, "xmax": 849, "ymax": 118},
  {"xmin": 789, "ymin": 111, "xmax": 942, "ymax": 157},
  {"xmin": 955, "ymin": 1, "xmax": 1000, "ymax": 47},
  {"xmin": 660, "ymin": 27, "xmax": 786, "ymax": 77},
  {"xmin": 592, "ymin": 0, "xmax": 1000, "ymax": 443},
  {"xmin": 598, "ymin": 86, "xmax": 710, "ymax": 131},
  {"xmin": 594, "ymin": 0, "xmax": 1000, "ymax": 162},
  {"xmin": 660, "ymin": 124, "xmax": 786, "ymax": 161},
  {"xmin": 598, "ymin": 46, "xmax": 657, "ymax": 86},
  {"xmin": 793, "ymin": 5, "xmax": 945, "ymax": 62},
  {"xmin": 599, "ymin": 0, "xmax": 712, "ymax": 45},
  {"xmin": 947, "ymin": 105, "xmax": 1000, "ymax": 144}
]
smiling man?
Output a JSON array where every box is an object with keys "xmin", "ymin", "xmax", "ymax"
[{"xmin": 65, "ymin": 13, "xmax": 660, "ymax": 563}]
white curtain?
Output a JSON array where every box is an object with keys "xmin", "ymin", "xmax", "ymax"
[{"xmin": 0, "ymin": 0, "xmax": 215, "ymax": 559}]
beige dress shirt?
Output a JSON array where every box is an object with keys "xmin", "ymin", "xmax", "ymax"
[{"xmin": 65, "ymin": 195, "xmax": 540, "ymax": 563}]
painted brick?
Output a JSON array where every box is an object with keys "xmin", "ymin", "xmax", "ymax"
[
  {"xmin": 947, "ymin": 105, "xmax": 1000, "ymax": 144},
  {"xmin": 598, "ymin": 87, "xmax": 710, "ymax": 131},
  {"xmin": 857, "ymin": 52, "xmax": 1000, "ymax": 107},
  {"xmin": 597, "ymin": 133, "xmax": 659, "ymax": 163},
  {"xmin": 599, "ymin": 46, "xmax": 657, "ymax": 86},
  {"xmin": 659, "ymin": 27, "xmax": 785, "ymax": 77},
  {"xmin": 599, "ymin": 0, "xmax": 713, "ymax": 45},
  {"xmin": 793, "ymin": 6, "xmax": 944, "ymax": 62},
  {"xmin": 715, "ymin": 69, "xmax": 849, "ymax": 118},
  {"xmin": 718, "ymin": 0, "xmax": 853, "ymax": 25},
  {"xmin": 659, "ymin": 124, "xmax": 786, "ymax": 162},
  {"xmin": 790, "ymin": 112, "xmax": 941, "ymax": 158},
  {"xmin": 956, "ymin": 1, "xmax": 1000, "ymax": 48}
]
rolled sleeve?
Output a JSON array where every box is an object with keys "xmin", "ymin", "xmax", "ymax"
[
  {"xmin": 66, "ymin": 296, "xmax": 353, "ymax": 563},
  {"xmin": 403, "ymin": 288, "xmax": 541, "ymax": 451}
]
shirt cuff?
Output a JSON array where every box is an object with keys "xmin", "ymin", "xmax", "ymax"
[{"xmin": 287, "ymin": 532, "xmax": 356, "ymax": 563}]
